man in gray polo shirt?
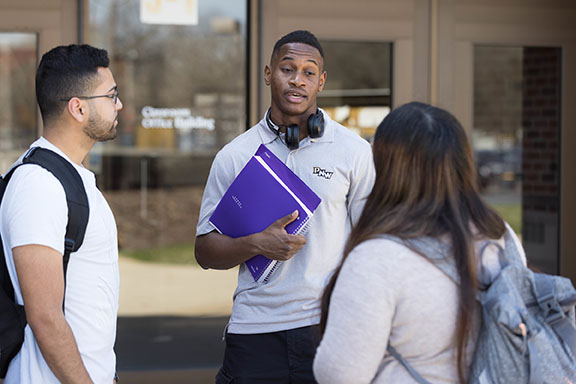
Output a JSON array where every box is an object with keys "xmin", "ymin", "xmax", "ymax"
[{"xmin": 195, "ymin": 30, "xmax": 375, "ymax": 383}]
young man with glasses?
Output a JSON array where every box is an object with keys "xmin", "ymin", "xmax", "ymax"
[
  {"xmin": 1, "ymin": 44, "xmax": 122, "ymax": 383},
  {"xmin": 195, "ymin": 30, "xmax": 375, "ymax": 383}
]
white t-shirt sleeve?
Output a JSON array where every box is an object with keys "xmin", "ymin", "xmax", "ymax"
[
  {"xmin": 4, "ymin": 165, "xmax": 68, "ymax": 254},
  {"xmin": 314, "ymin": 242, "xmax": 395, "ymax": 384}
]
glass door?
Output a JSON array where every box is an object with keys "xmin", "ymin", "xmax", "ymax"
[
  {"xmin": 87, "ymin": 0, "xmax": 247, "ymax": 378},
  {"xmin": 473, "ymin": 45, "xmax": 561, "ymax": 274}
]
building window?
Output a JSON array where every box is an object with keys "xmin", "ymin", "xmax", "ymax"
[
  {"xmin": 87, "ymin": 0, "xmax": 247, "ymax": 376},
  {"xmin": 318, "ymin": 40, "xmax": 392, "ymax": 140},
  {"xmin": 0, "ymin": 33, "xmax": 37, "ymax": 170},
  {"xmin": 473, "ymin": 45, "xmax": 561, "ymax": 274}
]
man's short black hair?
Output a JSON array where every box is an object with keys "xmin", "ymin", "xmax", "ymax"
[
  {"xmin": 36, "ymin": 44, "xmax": 110, "ymax": 124},
  {"xmin": 272, "ymin": 30, "xmax": 324, "ymax": 59}
]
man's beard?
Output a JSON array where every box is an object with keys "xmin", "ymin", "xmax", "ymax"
[{"xmin": 84, "ymin": 110, "xmax": 117, "ymax": 142}]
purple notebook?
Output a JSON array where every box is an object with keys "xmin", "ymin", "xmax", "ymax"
[{"xmin": 209, "ymin": 144, "xmax": 322, "ymax": 283}]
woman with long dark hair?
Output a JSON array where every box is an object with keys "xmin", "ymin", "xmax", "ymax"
[{"xmin": 313, "ymin": 102, "xmax": 526, "ymax": 383}]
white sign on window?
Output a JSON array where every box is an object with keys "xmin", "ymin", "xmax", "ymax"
[
  {"xmin": 141, "ymin": 106, "xmax": 215, "ymax": 130},
  {"xmin": 140, "ymin": 0, "xmax": 198, "ymax": 26}
]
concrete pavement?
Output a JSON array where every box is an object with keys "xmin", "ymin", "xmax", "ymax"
[
  {"xmin": 118, "ymin": 256, "xmax": 238, "ymax": 317},
  {"xmin": 116, "ymin": 257, "xmax": 238, "ymax": 383}
]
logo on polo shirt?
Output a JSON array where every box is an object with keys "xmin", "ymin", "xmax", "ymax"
[{"xmin": 313, "ymin": 167, "xmax": 333, "ymax": 180}]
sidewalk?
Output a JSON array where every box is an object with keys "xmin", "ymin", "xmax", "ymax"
[
  {"xmin": 116, "ymin": 257, "xmax": 237, "ymax": 383},
  {"xmin": 118, "ymin": 256, "xmax": 237, "ymax": 317}
]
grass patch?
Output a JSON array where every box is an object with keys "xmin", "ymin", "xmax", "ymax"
[
  {"xmin": 119, "ymin": 243, "xmax": 198, "ymax": 265},
  {"xmin": 117, "ymin": 204, "xmax": 521, "ymax": 264},
  {"xmin": 489, "ymin": 203, "xmax": 522, "ymax": 235}
]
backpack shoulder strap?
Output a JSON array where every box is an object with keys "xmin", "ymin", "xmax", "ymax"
[
  {"xmin": 0, "ymin": 165, "xmax": 26, "ymax": 303},
  {"xmin": 534, "ymin": 275, "xmax": 576, "ymax": 358},
  {"xmin": 22, "ymin": 147, "xmax": 89, "ymax": 279},
  {"xmin": 387, "ymin": 346, "xmax": 433, "ymax": 384},
  {"xmin": 0, "ymin": 164, "xmax": 23, "ymax": 200}
]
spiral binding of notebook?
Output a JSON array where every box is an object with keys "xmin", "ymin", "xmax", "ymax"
[
  {"xmin": 260, "ymin": 213, "xmax": 312, "ymax": 283},
  {"xmin": 262, "ymin": 261, "xmax": 282, "ymax": 284},
  {"xmin": 209, "ymin": 144, "xmax": 322, "ymax": 283},
  {"xmin": 293, "ymin": 215, "xmax": 312, "ymax": 235}
]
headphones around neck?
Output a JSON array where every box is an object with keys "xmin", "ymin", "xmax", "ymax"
[{"xmin": 265, "ymin": 108, "xmax": 325, "ymax": 150}]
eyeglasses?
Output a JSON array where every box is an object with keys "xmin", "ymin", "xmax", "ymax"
[{"xmin": 60, "ymin": 89, "xmax": 119, "ymax": 105}]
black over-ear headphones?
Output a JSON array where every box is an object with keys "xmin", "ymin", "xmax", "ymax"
[{"xmin": 265, "ymin": 108, "xmax": 325, "ymax": 150}]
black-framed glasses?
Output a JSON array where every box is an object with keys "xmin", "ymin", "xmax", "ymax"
[{"xmin": 60, "ymin": 89, "xmax": 119, "ymax": 105}]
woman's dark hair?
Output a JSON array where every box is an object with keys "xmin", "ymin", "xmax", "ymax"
[
  {"xmin": 320, "ymin": 101, "xmax": 505, "ymax": 383},
  {"xmin": 36, "ymin": 44, "xmax": 110, "ymax": 124}
]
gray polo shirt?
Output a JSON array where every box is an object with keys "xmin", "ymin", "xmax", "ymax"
[{"xmin": 196, "ymin": 110, "xmax": 375, "ymax": 334}]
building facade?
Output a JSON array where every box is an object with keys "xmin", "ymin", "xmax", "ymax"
[{"xmin": 1, "ymin": 0, "xmax": 575, "ymax": 381}]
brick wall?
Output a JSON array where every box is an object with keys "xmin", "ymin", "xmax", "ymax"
[
  {"xmin": 521, "ymin": 47, "xmax": 561, "ymax": 273},
  {"xmin": 521, "ymin": 48, "xmax": 561, "ymax": 222}
]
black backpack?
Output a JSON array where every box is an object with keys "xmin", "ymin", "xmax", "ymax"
[{"xmin": 0, "ymin": 147, "xmax": 89, "ymax": 378}]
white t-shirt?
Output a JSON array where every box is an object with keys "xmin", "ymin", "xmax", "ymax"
[
  {"xmin": 0, "ymin": 137, "xmax": 119, "ymax": 384},
  {"xmin": 196, "ymin": 110, "xmax": 375, "ymax": 334}
]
